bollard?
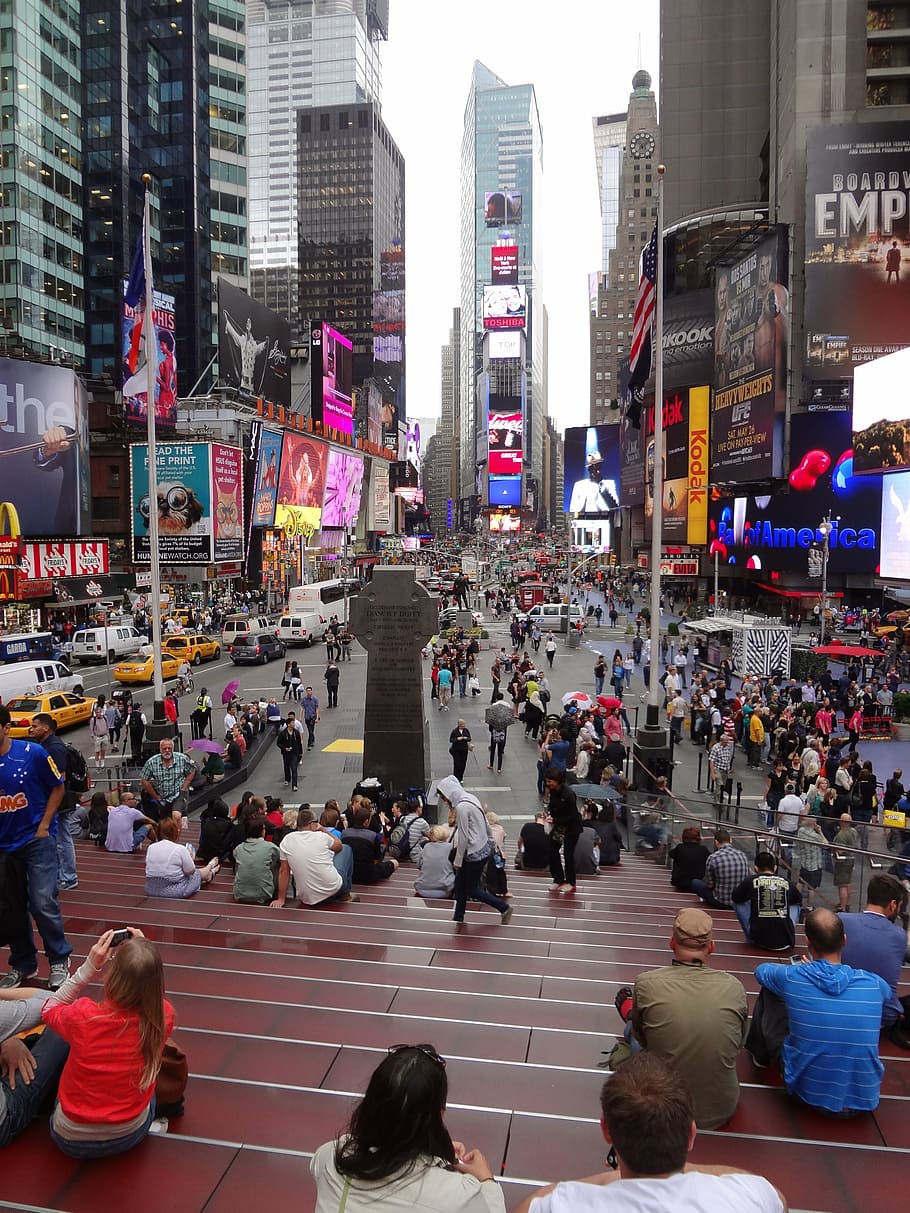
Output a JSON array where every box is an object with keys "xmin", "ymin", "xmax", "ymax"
[
  {"xmin": 735, "ymin": 780, "xmax": 743, "ymax": 826},
  {"xmin": 696, "ymin": 749, "xmax": 704, "ymax": 792}
]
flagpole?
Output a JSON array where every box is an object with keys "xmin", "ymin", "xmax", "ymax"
[
  {"xmin": 633, "ymin": 164, "xmax": 671, "ymax": 793},
  {"xmin": 142, "ymin": 175, "xmax": 165, "ymax": 711},
  {"xmin": 647, "ymin": 166, "xmax": 665, "ymax": 713}
]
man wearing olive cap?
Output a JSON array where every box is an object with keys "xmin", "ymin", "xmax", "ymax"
[{"xmin": 613, "ymin": 907, "xmax": 748, "ymax": 1128}]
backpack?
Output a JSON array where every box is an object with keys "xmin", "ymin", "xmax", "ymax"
[
  {"xmin": 388, "ymin": 814, "xmax": 417, "ymax": 860},
  {"xmin": 63, "ymin": 743, "xmax": 90, "ymax": 795}
]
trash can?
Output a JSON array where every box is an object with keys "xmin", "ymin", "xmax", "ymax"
[{"xmin": 567, "ymin": 629, "xmax": 581, "ymax": 649}]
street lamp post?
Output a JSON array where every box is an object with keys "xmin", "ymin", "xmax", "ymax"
[
  {"xmin": 473, "ymin": 516, "xmax": 483, "ymax": 610},
  {"xmin": 818, "ymin": 513, "xmax": 834, "ymax": 645},
  {"xmin": 714, "ymin": 545, "xmax": 720, "ymax": 614}
]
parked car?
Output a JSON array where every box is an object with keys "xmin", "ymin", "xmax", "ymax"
[
  {"xmin": 228, "ymin": 632, "xmax": 286, "ymax": 665},
  {"xmin": 0, "ymin": 659, "xmax": 83, "ymax": 704}
]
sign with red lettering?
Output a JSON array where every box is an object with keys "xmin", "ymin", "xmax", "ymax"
[
  {"xmin": 21, "ymin": 541, "xmax": 109, "ymax": 580},
  {"xmin": 644, "ymin": 387, "xmax": 709, "ymax": 546}
]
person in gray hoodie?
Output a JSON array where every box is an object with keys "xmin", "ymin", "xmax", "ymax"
[{"xmin": 435, "ymin": 775, "xmax": 513, "ymax": 925}]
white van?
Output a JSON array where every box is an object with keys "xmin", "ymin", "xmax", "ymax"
[
  {"xmin": 71, "ymin": 626, "xmax": 144, "ymax": 665},
  {"xmin": 275, "ymin": 612, "xmax": 327, "ymax": 647},
  {"xmin": 525, "ymin": 602, "xmax": 586, "ymax": 634},
  {"xmin": 221, "ymin": 614, "xmax": 272, "ymax": 642},
  {"xmin": 0, "ymin": 660, "xmax": 83, "ymax": 703}
]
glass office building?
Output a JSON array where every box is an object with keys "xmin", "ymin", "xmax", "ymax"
[
  {"xmin": 459, "ymin": 61, "xmax": 545, "ymax": 512},
  {"xmin": 209, "ymin": 0, "xmax": 248, "ymax": 308},
  {"xmin": 247, "ymin": 0, "xmax": 385, "ymax": 343}
]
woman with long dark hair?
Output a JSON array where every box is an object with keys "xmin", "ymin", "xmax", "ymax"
[{"xmin": 311, "ymin": 1043, "xmax": 505, "ymax": 1211}]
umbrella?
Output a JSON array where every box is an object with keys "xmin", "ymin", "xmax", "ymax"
[
  {"xmin": 812, "ymin": 645, "xmax": 881, "ymax": 659},
  {"xmin": 570, "ymin": 782, "xmax": 618, "ymax": 802},
  {"xmin": 221, "ymin": 680, "xmax": 240, "ymax": 705},
  {"xmin": 485, "ymin": 702, "xmax": 514, "ymax": 729},
  {"xmin": 597, "ymin": 695, "xmax": 623, "ymax": 711},
  {"xmin": 187, "ymin": 738, "xmax": 224, "ymax": 754},
  {"xmin": 562, "ymin": 691, "xmax": 594, "ymax": 711},
  {"xmin": 885, "ymin": 610, "xmax": 909, "ymax": 623}
]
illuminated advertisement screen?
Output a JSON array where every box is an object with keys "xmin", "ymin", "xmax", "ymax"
[
  {"xmin": 488, "ymin": 390, "xmax": 523, "ymax": 475},
  {"xmin": 711, "ymin": 410, "xmax": 881, "ymax": 574},
  {"xmin": 643, "ymin": 389, "xmax": 709, "ymax": 546},
  {"xmin": 488, "ymin": 475, "xmax": 522, "ymax": 508},
  {"xmin": 488, "ymin": 331, "xmax": 522, "ymax": 359},
  {"xmin": 484, "ymin": 191, "xmax": 522, "ymax": 227},
  {"xmin": 491, "ymin": 244, "xmax": 519, "ymax": 285},
  {"xmin": 563, "ymin": 425, "xmax": 621, "ymax": 515},
  {"xmin": 131, "ymin": 442, "xmax": 212, "ymax": 564},
  {"xmin": 489, "ymin": 511, "xmax": 521, "ymax": 533},
  {"xmin": 712, "ymin": 230, "xmax": 788, "ymax": 482},
  {"xmin": 482, "ymin": 285, "xmax": 527, "ymax": 330},
  {"xmin": 122, "ymin": 281, "xmax": 177, "ymax": 428},
  {"xmin": 275, "ymin": 433, "xmax": 328, "ymax": 542},
  {"xmin": 250, "ymin": 428, "xmax": 283, "ymax": 528},
  {"xmin": 322, "ymin": 449, "xmax": 364, "ymax": 529},
  {"xmin": 852, "ymin": 345, "xmax": 910, "ymax": 474},
  {"xmin": 805, "ymin": 123, "xmax": 910, "ymax": 379},
  {"xmin": 311, "ymin": 322, "xmax": 354, "ymax": 436},
  {"xmin": 881, "ymin": 471, "xmax": 910, "ymax": 580}
]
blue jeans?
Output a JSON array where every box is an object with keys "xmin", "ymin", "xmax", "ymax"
[
  {"xmin": 55, "ymin": 811, "xmax": 80, "ymax": 886},
  {"xmin": 6, "ymin": 835, "xmax": 72, "ymax": 973},
  {"xmin": 734, "ymin": 901, "xmax": 800, "ymax": 942},
  {"xmin": 0, "ymin": 1029, "xmax": 69, "ymax": 1146},
  {"xmin": 452, "ymin": 855, "xmax": 509, "ymax": 920},
  {"xmin": 594, "ymin": 676, "xmax": 605, "ymax": 696},
  {"xmin": 50, "ymin": 1101, "xmax": 154, "ymax": 1158},
  {"xmin": 458, "ymin": 673, "xmax": 467, "ymax": 697},
  {"xmin": 689, "ymin": 879, "xmax": 727, "ymax": 908},
  {"xmin": 325, "ymin": 843, "xmax": 353, "ymax": 901}
]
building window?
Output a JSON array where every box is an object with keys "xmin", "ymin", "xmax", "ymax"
[{"xmin": 107, "ymin": 463, "xmax": 120, "ymax": 489}]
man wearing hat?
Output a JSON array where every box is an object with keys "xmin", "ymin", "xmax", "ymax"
[{"xmin": 613, "ymin": 907, "xmax": 748, "ymax": 1129}]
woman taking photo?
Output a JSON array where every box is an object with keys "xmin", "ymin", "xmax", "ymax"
[
  {"xmin": 44, "ymin": 928, "xmax": 173, "ymax": 1157},
  {"xmin": 311, "ymin": 1043, "xmax": 505, "ymax": 1212}
]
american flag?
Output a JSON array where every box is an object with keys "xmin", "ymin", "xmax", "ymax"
[{"xmin": 629, "ymin": 224, "xmax": 658, "ymax": 380}]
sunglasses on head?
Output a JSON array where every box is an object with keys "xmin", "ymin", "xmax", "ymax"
[{"xmin": 387, "ymin": 1043, "xmax": 446, "ymax": 1069}]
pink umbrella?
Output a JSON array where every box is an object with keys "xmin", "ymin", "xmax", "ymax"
[
  {"xmin": 221, "ymin": 679, "xmax": 240, "ymax": 705},
  {"xmin": 187, "ymin": 738, "xmax": 224, "ymax": 754}
]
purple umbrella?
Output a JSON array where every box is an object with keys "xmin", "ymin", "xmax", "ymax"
[
  {"xmin": 187, "ymin": 739, "xmax": 224, "ymax": 754},
  {"xmin": 221, "ymin": 679, "xmax": 240, "ymax": 706}
]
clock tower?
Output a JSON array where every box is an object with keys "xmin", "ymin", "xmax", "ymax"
[{"xmin": 590, "ymin": 69, "xmax": 659, "ymax": 427}]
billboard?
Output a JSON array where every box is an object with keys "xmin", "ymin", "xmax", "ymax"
[
  {"xmin": 371, "ymin": 462, "xmax": 391, "ymax": 530},
  {"xmin": 853, "ymin": 345, "xmax": 910, "ymax": 473},
  {"xmin": 217, "ymin": 279, "xmax": 291, "ymax": 408},
  {"xmin": 211, "ymin": 443, "xmax": 244, "ymax": 562},
  {"xmin": 488, "ymin": 331, "xmax": 522, "ymax": 359},
  {"xmin": 488, "ymin": 411, "xmax": 523, "ymax": 474},
  {"xmin": 374, "ymin": 245, "xmax": 406, "ymax": 414},
  {"xmin": 881, "ymin": 471, "xmax": 910, "ymax": 580},
  {"xmin": 322, "ymin": 449, "xmax": 364, "ymax": 529},
  {"xmin": 482, "ymin": 285, "xmax": 527, "ymax": 330},
  {"xmin": 643, "ymin": 388, "xmax": 709, "ymax": 546},
  {"xmin": 311, "ymin": 321, "xmax": 354, "ymax": 436},
  {"xmin": 489, "ymin": 475, "xmax": 522, "ymax": 508},
  {"xmin": 713, "ymin": 231, "xmax": 788, "ymax": 482},
  {"xmin": 489, "ymin": 511, "xmax": 521, "ymax": 533},
  {"xmin": 563, "ymin": 425, "xmax": 621, "ymax": 515},
  {"xmin": 20, "ymin": 541, "xmax": 109, "ymax": 580},
  {"xmin": 484, "ymin": 190, "xmax": 522, "ymax": 227},
  {"xmin": 0, "ymin": 360, "xmax": 90, "ymax": 538},
  {"xmin": 250, "ymin": 428, "xmax": 283, "ymax": 528},
  {"xmin": 274, "ymin": 432, "xmax": 327, "ymax": 543},
  {"xmin": 711, "ymin": 411, "xmax": 882, "ymax": 575},
  {"xmin": 122, "ymin": 282, "xmax": 177, "ymax": 428},
  {"xmin": 365, "ymin": 380, "xmax": 384, "ymax": 446},
  {"xmin": 491, "ymin": 244, "xmax": 519, "ymax": 285},
  {"xmin": 806, "ymin": 123, "xmax": 910, "ymax": 379},
  {"xmin": 131, "ymin": 443, "xmax": 213, "ymax": 564},
  {"xmin": 662, "ymin": 291, "xmax": 714, "ymax": 390}
]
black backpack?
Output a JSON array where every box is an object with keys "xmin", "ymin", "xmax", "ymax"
[{"xmin": 63, "ymin": 743, "xmax": 90, "ymax": 795}]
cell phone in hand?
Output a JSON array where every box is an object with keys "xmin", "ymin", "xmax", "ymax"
[{"xmin": 110, "ymin": 929, "xmax": 131, "ymax": 947}]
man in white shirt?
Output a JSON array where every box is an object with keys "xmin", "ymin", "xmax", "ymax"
[
  {"xmin": 663, "ymin": 666, "xmax": 680, "ymax": 702},
  {"xmin": 269, "ymin": 807, "xmax": 358, "ymax": 908},
  {"xmin": 223, "ymin": 708, "xmax": 237, "ymax": 735},
  {"xmin": 675, "ymin": 648, "xmax": 688, "ymax": 688},
  {"xmin": 513, "ymin": 1053, "xmax": 785, "ymax": 1213}
]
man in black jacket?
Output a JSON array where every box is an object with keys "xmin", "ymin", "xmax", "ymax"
[
  {"xmin": 544, "ymin": 767, "xmax": 583, "ymax": 893},
  {"xmin": 276, "ymin": 713, "xmax": 303, "ymax": 790}
]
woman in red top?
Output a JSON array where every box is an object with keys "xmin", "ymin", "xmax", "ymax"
[{"xmin": 42, "ymin": 927, "xmax": 173, "ymax": 1158}]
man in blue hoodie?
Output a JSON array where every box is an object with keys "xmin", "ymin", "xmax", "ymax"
[{"xmin": 752, "ymin": 908, "xmax": 889, "ymax": 1115}]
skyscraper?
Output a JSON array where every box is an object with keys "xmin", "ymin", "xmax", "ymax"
[
  {"xmin": 589, "ymin": 71, "xmax": 658, "ymax": 426},
  {"xmin": 459, "ymin": 61, "xmax": 545, "ymax": 521},
  {"xmin": 246, "ymin": 0, "xmax": 386, "ymax": 342},
  {"xmin": 593, "ymin": 112, "xmax": 628, "ymax": 283},
  {"xmin": 209, "ymin": 0, "xmax": 249, "ymax": 305}
]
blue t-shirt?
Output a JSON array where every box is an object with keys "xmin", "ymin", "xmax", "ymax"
[
  {"xmin": 0, "ymin": 739, "xmax": 64, "ymax": 850},
  {"xmin": 840, "ymin": 911, "xmax": 908, "ymax": 1026},
  {"xmin": 437, "ymin": 668, "xmax": 453, "ymax": 689},
  {"xmin": 547, "ymin": 740, "xmax": 571, "ymax": 771},
  {"xmin": 755, "ymin": 959, "xmax": 889, "ymax": 1113}
]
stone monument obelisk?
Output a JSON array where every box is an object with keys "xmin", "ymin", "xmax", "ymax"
[{"xmin": 349, "ymin": 566, "xmax": 437, "ymax": 794}]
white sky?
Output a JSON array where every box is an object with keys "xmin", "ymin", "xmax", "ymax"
[{"xmin": 379, "ymin": 0, "xmax": 660, "ymax": 435}]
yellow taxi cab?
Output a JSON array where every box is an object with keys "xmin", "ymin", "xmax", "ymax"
[
  {"xmin": 5, "ymin": 691, "xmax": 94, "ymax": 738},
  {"xmin": 161, "ymin": 632, "xmax": 221, "ymax": 665},
  {"xmin": 113, "ymin": 652, "xmax": 181, "ymax": 684}
]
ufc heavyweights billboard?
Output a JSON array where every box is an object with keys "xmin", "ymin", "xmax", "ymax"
[
  {"xmin": 712, "ymin": 231, "xmax": 788, "ymax": 482},
  {"xmin": 217, "ymin": 280, "xmax": 291, "ymax": 408},
  {"xmin": 0, "ymin": 360, "xmax": 90, "ymax": 538},
  {"xmin": 806, "ymin": 123, "xmax": 910, "ymax": 377}
]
